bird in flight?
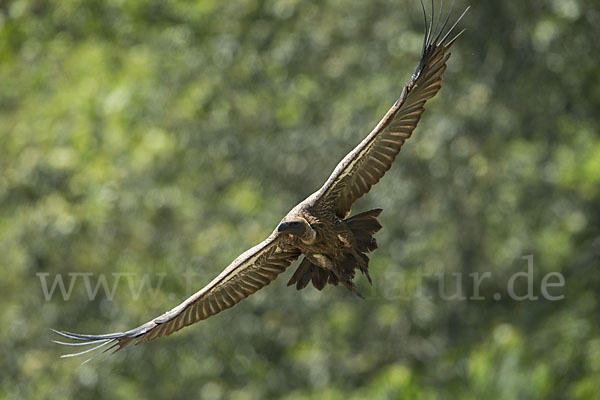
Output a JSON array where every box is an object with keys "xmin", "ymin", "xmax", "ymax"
[{"xmin": 53, "ymin": 2, "xmax": 469, "ymax": 362}]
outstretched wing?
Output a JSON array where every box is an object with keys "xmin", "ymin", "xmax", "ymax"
[
  {"xmin": 317, "ymin": 4, "xmax": 469, "ymax": 218},
  {"xmin": 52, "ymin": 233, "xmax": 300, "ymax": 361}
]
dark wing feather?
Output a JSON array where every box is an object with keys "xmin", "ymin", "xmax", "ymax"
[
  {"xmin": 317, "ymin": 4, "xmax": 469, "ymax": 217},
  {"xmin": 52, "ymin": 233, "xmax": 300, "ymax": 361}
]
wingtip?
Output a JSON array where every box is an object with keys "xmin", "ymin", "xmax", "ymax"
[
  {"xmin": 439, "ymin": 5, "xmax": 470, "ymax": 47},
  {"xmin": 52, "ymin": 326, "xmax": 132, "ymax": 363},
  {"xmin": 52, "ymin": 328, "xmax": 126, "ymax": 341},
  {"xmin": 58, "ymin": 338, "xmax": 115, "ymax": 359}
]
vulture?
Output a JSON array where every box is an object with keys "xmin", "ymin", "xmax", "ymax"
[{"xmin": 53, "ymin": 2, "xmax": 469, "ymax": 361}]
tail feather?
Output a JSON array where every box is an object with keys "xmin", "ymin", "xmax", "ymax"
[
  {"xmin": 287, "ymin": 258, "xmax": 314, "ymax": 289},
  {"xmin": 356, "ymin": 252, "xmax": 372, "ymax": 284},
  {"xmin": 311, "ymin": 267, "xmax": 330, "ymax": 290},
  {"xmin": 287, "ymin": 257, "xmax": 338, "ymax": 291},
  {"xmin": 345, "ymin": 208, "xmax": 383, "ymax": 234}
]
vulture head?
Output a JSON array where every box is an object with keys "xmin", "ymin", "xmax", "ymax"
[{"xmin": 277, "ymin": 217, "xmax": 316, "ymax": 243}]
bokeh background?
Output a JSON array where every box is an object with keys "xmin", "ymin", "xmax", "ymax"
[{"xmin": 2, "ymin": 0, "xmax": 600, "ymax": 398}]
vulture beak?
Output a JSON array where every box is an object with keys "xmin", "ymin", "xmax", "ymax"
[{"xmin": 277, "ymin": 220, "xmax": 307, "ymax": 236}]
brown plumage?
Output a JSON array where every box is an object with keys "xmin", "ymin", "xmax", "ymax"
[{"xmin": 53, "ymin": 3, "xmax": 468, "ymax": 362}]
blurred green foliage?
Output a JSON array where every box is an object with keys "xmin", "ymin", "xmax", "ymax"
[{"xmin": 1, "ymin": 0, "xmax": 600, "ymax": 398}]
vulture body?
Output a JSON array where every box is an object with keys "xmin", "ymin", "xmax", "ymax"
[{"xmin": 53, "ymin": 3, "xmax": 469, "ymax": 361}]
